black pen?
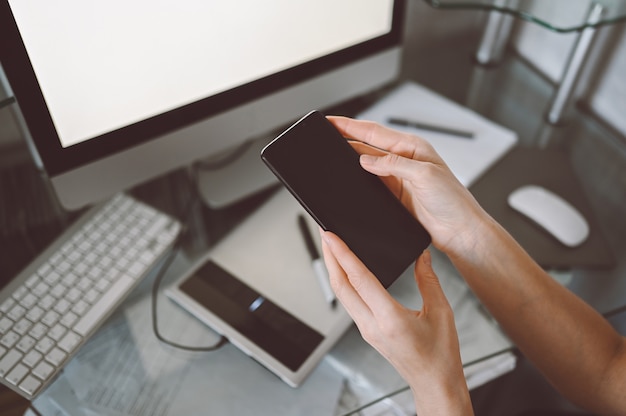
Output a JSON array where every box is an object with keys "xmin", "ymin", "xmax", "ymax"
[
  {"xmin": 388, "ymin": 117, "xmax": 474, "ymax": 139},
  {"xmin": 297, "ymin": 215, "xmax": 336, "ymax": 308}
]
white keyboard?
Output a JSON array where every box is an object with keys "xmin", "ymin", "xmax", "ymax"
[{"xmin": 0, "ymin": 193, "xmax": 181, "ymax": 399}]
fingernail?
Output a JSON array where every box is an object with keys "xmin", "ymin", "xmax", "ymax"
[
  {"xmin": 422, "ymin": 249, "xmax": 431, "ymax": 266},
  {"xmin": 360, "ymin": 154, "xmax": 376, "ymax": 165}
]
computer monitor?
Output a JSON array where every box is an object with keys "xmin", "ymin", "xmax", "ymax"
[{"xmin": 0, "ymin": 0, "xmax": 405, "ymax": 210}]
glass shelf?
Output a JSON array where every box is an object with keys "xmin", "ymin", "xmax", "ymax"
[{"xmin": 423, "ymin": 0, "xmax": 626, "ymax": 33}]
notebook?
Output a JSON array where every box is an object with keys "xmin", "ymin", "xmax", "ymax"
[{"xmin": 357, "ymin": 81, "xmax": 518, "ymax": 187}]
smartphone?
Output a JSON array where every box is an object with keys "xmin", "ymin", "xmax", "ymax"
[{"xmin": 260, "ymin": 110, "xmax": 431, "ymax": 288}]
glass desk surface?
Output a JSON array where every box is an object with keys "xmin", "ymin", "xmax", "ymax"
[
  {"xmin": 424, "ymin": 0, "xmax": 626, "ymax": 32},
  {"xmin": 3, "ymin": 16, "xmax": 626, "ymax": 416}
]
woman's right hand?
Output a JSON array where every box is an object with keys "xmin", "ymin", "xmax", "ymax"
[{"xmin": 328, "ymin": 116, "xmax": 491, "ymax": 257}]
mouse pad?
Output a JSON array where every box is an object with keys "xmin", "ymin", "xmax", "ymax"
[{"xmin": 469, "ymin": 147, "xmax": 614, "ymax": 269}]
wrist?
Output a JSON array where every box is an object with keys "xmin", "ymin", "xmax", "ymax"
[
  {"xmin": 446, "ymin": 204, "xmax": 497, "ymax": 262},
  {"xmin": 410, "ymin": 376, "xmax": 474, "ymax": 416}
]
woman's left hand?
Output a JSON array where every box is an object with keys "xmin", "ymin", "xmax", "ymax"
[{"xmin": 320, "ymin": 231, "xmax": 473, "ymax": 415}]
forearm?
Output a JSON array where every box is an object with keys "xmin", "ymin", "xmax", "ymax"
[{"xmin": 448, "ymin": 214, "xmax": 625, "ymax": 412}]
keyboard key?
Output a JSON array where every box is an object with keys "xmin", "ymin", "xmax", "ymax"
[
  {"xmin": 0, "ymin": 317, "xmax": 13, "ymax": 334},
  {"xmin": 16, "ymin": 336, "xmax": 36, "ymax": 354},
  {"xmin": 24, "ymin": 274, "xmax": 40, "ymax": 289},
  {"xmin": 29, "ymin": 323, "xmax": 48, "ymax": 340},
  {"xmin": 71, "ymin": 300, "xmax": 89, "ymax": 316},
  {"xmin": 74, "ymin": 262, "xmax": 89, "ymax": 275},
  {"xmin": 39, "ymin": 294, "xmax": 55, "ymax": 310},
  {"xmin": 88, "ymin": 267, "xmax": 104, "ymax": 281},
  {"xmin": 66, "ymin": 250, "xmax": 82, "ymax": 263},
  {"xmin": 32, "ymin": 282, "xmax": 50, "ymax": 298},
  {"xmin": 77, "ymin": 276, "xmax": 93, "ymax": 292},
  {"xmin": 6, "ymin": 363, "xmax": 28, "ymax": 385},
  {"xmin": 127, "ymin": 261, "xmax": 146, "ymax": 279},
  {"xmin": 95, "ymin": 279, "xmax": 111, "ymax": 293},
  {"xmin": 41, "ymin": 310, "xmax": 60, "ymax": 327},
  {"xmin": 19, "ymin": 375, "xmax": 42, "ymax": 396},
  {"xmin": 50, "ymin": 284, "xmax": 67, "ymax": 299},
  {"xmin": 35, "ymin": 337, "xmax": 54, "ymax": 355},
  {"xmin": 36, "ymin": 263, "xmax": 52, "ymax": 278},
  {"xmin": 48, "ymin": 324, "xmax": 67, "ymax": 342},
  {"xmin": 49, "ymin": 252, "xmax": 64, "ymax": 267},
  {"xmin": 84, "ymin": 289, "xmax": 99, "ymax": 304},
  {"xmin": 97, "ymin": 256, "xmax": 113, "ymax": 269},
  {"xmin": 45, "ymin": 348, "xmax": 66, "ymax": 367},
  {"xmin": 13, "ymin": 318, "xmax": 32, "ymax": 335},
  {"xmin": 19, "ymin": 293, "xmax": 38, "ymax": 309},
  {"xmin": 60, "ymin": 242, "xmax": 75, "ymax": 256},
  {"xmin": 32, "ymin": 361, "xmax": 54, "ymax": 380},
  {"xmin": 26, "ymin": 306, "xmax": 45, "ymax": 323},
  {"xmin": 7, "ymin": 304, "xmax": 26, "ymax": 321},
  {"xmin": 55, "ymin": 260, "xmax": 72, "ymax": 274},
  {"xmin": 0, "ymin": 350, "xmax": 22, "ymax": 377},
  {"xmin": 61, "ymin": 272, "xmax": 79, "ymax": 287},
  {"xmin": 65, "ymin": 288, "xmax": 82, "ymax": 304},
  {"xmin": 58, "ymin": 332, "xmax": 81, "ymax": 354},
  {"xmin": 43, "ymin": 270, "xmax": 62, "ymax": 286},
  {"xmin": 60, "ymin": 312, "xmax": 78, "ymax": 329},
  {"xmin": 0, "ymin": 297, "xmax": 16, "ymax": 314},
  {"xmin": 23, "ymin": 350, "xmax": 42, "ymax": 367},
  {"xmin": 11, "ymin": 286, "xmax": 28, "ymax": 301},
  {"xmin": 53, "ymin": 299, "xmax": 71, "ymax": 315},
  {"xmin": 74, "ymin": 275, "xmax": 133, "ymax": 336},
  {"xmin": 0, "ymin": 331, "xmax": 20, "ymax": 349}
]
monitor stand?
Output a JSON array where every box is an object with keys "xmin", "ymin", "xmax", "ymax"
[{"xmin": 195, "ymin": 135, "xmax": 279, "ymax": 209}]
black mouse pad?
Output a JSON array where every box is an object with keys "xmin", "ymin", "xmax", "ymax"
[{"xmin": 469, "ymin": 147, "xmax": 614, "ymax": 270}]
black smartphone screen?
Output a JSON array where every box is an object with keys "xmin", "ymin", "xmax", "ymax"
[{"xmin": 261, "ymin": 111, "xmax": 431, "ymax": 288}]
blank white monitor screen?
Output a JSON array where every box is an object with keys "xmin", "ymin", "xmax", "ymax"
[{"xmin": 0, "ymin": 0, "xmax": 404, "ymax": 209}]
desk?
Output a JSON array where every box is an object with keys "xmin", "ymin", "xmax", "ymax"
[{"xmin": 2, "ymin": 17, "xmax": 625, "ymax": 416}]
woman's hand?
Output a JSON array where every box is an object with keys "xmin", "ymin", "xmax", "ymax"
[
  {"xmin": 320, "ymin": 231, "xmax": 473, "ymax": 415},
  {"xmin": 328, "ymin": 116, "xmax": 490, "ymax": 257}
]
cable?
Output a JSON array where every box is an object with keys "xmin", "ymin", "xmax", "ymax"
[
  {"xmin": 0, "ymin": 96, "xmax": 16, "ymax": 109},
  {"xmin": 150, "ymin": 164, "xmax": 228, "ymax": 352},
  {"xmin": 28, "ymin": 403, "xmax": 43, "ymax": 416}
]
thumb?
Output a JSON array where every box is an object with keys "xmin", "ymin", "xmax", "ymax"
[{"xmin": 414, "ymin": 250, "xmax": 448, "ymax": 309}]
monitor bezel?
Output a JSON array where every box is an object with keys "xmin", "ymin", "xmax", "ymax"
[{"xmin": 0, "ymin": 1, "xmax": 405, "ymax": 177}]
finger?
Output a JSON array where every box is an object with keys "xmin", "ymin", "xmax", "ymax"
[
  {"xmin": 348, "ymin": 141, "xmax": 403, "ymax": 197},
  {"xmin": 327, "ymin": 116, "xmax": 436, "ymax": 162},
  {"xmin": 414, "ymin": 250, "xmax": 450, "ymax": 310},
  {"xmin": 348, "ymin": 140, "xmax": 388, "ymax": 158},
  {"xmin": 359, "ymin": 151, "xmax": 435, "ymax": 183},
  {"xmin": 319, "ymin": 231, "xmax": 373, "ymax": 321},
  {"xmin": 322, "ymin": 231, "xmax": 396, "ymax": 314}
]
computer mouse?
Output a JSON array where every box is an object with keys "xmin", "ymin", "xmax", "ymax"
[{"xmin": 507, "ymin": 185, "xmax": 589, "ymax": 248}]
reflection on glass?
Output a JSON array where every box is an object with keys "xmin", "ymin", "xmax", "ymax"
[{"xmin": 423, "ymin": 0, "xmax": 626, "ymax": 32}]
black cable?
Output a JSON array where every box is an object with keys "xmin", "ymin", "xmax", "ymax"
[
  {"xmin": 150, "ymin": 164, "xmax": 228, "ymax": 352},
  {"xmin": 28, "ymin": 403, "xmax": 43, "ymax": 416},
  {"xmin": 0, "ymin": 96, "xmax": 16, "ymax": 109}
]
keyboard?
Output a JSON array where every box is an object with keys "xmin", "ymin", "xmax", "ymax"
[{"xmin": 0, "ymin": 193, "xmax": 181, "ymax": 399}]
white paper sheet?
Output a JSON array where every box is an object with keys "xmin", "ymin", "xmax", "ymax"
[{"xmin": 357, "ymin": 81, "xmax": 518, "ymax": 187}]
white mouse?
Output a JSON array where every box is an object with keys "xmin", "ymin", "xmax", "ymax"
[{"xmin": 507, "ymin": 185, "xmax": 589, "ymax": 248}]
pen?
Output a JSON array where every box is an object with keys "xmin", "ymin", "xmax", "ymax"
[
  {"xmin": 387, "ymin": 117, "xmax": 474, "ymax": 139},
  {"xmin": 297, "ymin": 214, "xmax": 336, "ymax": 308}
]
